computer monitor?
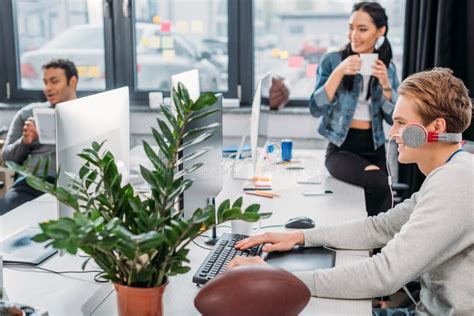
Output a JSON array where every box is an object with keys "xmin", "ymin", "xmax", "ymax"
[
  {"xmin": 171, "ymin": 69, "xmax": 223, "ymax": 219},
  {"xmin": 233, "ymin": 72, "xmax": 272, "ymax": 180},
  {"xmin": 55, "ymin": 87, "xmax": 130, "ymax": 218},
  {"xmin": 182, "ymin": 94, "xmax": 223, "ymax": 219},
  {"xmin": 171, "ymin": 69, "xmax": 200, "ymax": 105}
]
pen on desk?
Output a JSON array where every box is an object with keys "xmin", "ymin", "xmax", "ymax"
[
  {"xmin": 243, "ymin": 187, "xmax": 272, "ymax": 191},
  {"xmin": 245, "ymin": 191, "xmax": 280, "ymax": 198}
]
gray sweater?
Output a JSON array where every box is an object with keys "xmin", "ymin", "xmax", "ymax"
[
  {"xmin": 294, "ymin": 152, "xmax": 474, "ymax": 315},
  {"xmin": 2, "ymin": 102, "xmax": 56, "ymax": 178}
]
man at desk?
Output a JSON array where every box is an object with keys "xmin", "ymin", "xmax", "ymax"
[
  {"xmin": 0, "ymin": 59, "xmax": 78, "ymax": 214},
  {"xmin": 229, "ymin": 68, "xmax": 473, "ymax": 315}
]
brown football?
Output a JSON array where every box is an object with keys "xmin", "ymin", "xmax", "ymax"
[{"xmin": 194, "ymin": 265, "xmax": 311, "ymax": 316}]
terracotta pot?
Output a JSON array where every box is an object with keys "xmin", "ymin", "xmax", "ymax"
[{"xmin": 113, "ymin": 281, "xmax": 168, "ymax": 316}]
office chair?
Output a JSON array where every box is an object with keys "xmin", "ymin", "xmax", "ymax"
[{"xmin": 194, "ymin": 265, "xmax": 310, "ymax": 316}]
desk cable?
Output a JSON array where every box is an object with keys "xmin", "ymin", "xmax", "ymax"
[
  {"xmin": 386, "ymin": 136, "xmax": 396, "ymax": 210},
  {"xmin": 4, "ymin": 262, "xmax": 108, "ymax": 283}
]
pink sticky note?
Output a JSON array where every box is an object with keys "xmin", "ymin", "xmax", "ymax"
[
  {"xmin": 306, "ymin": 63, "xmax": 318, "ymax": 78},
  {"xmin": 161, "ymin": 20, "xmax": 171, "ymax": 32},
  {"xmin": 288, "ymin": 56, "xmax": 304, "ymax": 68}
]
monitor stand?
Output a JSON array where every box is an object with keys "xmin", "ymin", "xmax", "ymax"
[
  {"xmin": 232, "ymin": 128, "xmax": 255, "ymax": 180},
  {"xmin": 204, "ymin": 197, "xmax": 218, "ymax": 246}
]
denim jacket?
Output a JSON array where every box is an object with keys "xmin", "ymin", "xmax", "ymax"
[{"xmin": 309, "ymin": 51, "xmax": 400, "ymax": 149}]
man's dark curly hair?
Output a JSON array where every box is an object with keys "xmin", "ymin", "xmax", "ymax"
[{"xmin": 42, "ymin": 58, "xmax": 78, "ymax": 85}]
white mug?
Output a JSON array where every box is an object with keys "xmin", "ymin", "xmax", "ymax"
[
  {"xmin": 359, "ymin": 53, "xmax": 378, "ymax": 76},
  {"xmin": 231, "ymin": 220, "xmax": 257, "ymax": 236}
]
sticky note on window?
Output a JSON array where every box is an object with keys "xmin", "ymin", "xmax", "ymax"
[
  {"xmin": 141, "ymin": 37, "xmax": 150, "ymax": 47},
  {"xmin": 306, "ymin": 63, "xmax": 318, "ymax": 78},
  {"xmin": 153, "ymin": 15, "xmax": 161, "ymax": 24},
  {"xmin": 280, "ymin": 50, "xmax": 289, "ymax": 60},
  {"xmin": 149, "ymin": 36, "xmax": 161, "ymax": 49},
  {"xmin": 191, "ymin": 20, "xmax": 203, "ymax": 34},
  {"xmin": 162, "ymin": 36, "xmax": 174, "ymax": 49},
  {"xmin": 161, "ymin": 20, "xmax": 171, "ymax": 32},
  {"xmin": 175, "ymin": 20, "xmax": 189, "ymax": 33},
  {"xmin": 288, "ymin": 56, "xmax": 304, "ymax": 68},
  {"xmin": 163, "ymin": 49, "xmax": 176, "ymax": 61},
  {"xmin": 271, "ymin": 48, "xmax": 280, "ymax": 57}
]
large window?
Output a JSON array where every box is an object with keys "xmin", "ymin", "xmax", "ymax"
[
  {"xmin": 0, "ymin": 0, "xmax": 406, "ymax": 105},
  {"xmin": 15, "ymin": 0, "xmax": 105, "ymax": 91},
  {"xmin": 133, "ymin": 0, "xmax": 228, "ymax": 92},
  {"xmin": 254, "ymin": 0, "xmax": 406, "ymax": 101}
]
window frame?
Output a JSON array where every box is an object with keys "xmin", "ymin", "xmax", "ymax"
[
  {"xmin": 0, "ymin": 0, "xmax": 116, "ymax": 102},
  {"xmin": 0, "ymin": 0, "xmax": 403, "ymax": 108},
  {"xmin": 120, "ymin": 0, "xmax": 240, "ymax": 104}
]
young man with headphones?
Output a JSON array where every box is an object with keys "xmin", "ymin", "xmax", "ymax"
[{"xmin": 229, "ymin": 68, "xmax": 473, "ymax": 315}]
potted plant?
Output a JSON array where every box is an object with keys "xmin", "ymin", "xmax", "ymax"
[{"xmin": 7, "ymin": 83, "xmax": 270, "ymax": 316}]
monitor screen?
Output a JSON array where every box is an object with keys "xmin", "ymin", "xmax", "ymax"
[
  {"xmin": 182, "ymin": 95, "xmax": 223, "ymax": 219},
  {"xmin": 55, "ymin": 87, "xmax": 130, "ymax": 218},
  {"xmin": 171, "ymin": 69, "xmax": 223, "ymax": 218}
]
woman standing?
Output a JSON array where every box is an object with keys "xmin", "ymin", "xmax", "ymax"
[{"xmin": 309, "ymin": 2, "xmax": 400, "ymax": 216}]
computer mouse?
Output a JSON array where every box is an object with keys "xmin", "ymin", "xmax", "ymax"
[{"xmin": 285, "ymin": 216, "xmax": 316, "ymax": 229}]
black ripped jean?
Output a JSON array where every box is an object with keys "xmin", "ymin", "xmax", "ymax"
[{"xmin": 325, "ymin": 128, "xmax": 391, "ymax": 216}]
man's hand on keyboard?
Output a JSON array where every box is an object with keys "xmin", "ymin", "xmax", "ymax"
[
  {"xmin": 228, "ymin": 255, "xmax": 266, "ymax": 269},
  {"xmin": 234, "ymin": 231, "xmax": 305, "ymax": 253}
]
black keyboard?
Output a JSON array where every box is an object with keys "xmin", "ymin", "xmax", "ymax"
[{"xmin": 192, "ymin": 233, "xmax": 263, "ymax": 285}]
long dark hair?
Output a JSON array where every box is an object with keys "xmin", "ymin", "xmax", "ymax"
[{"xmin": 341, "ymin": 2, "xmax": 393, "ymax": 96}]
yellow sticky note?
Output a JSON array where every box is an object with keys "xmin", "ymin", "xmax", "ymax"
[
  {"xmin": 280, "ymin": 50, "xmax": 289, "ymax": 59},
  {"xmin": 271, "ymin": 48, "xmax": 280, "ymax": 57},
  {"xmin": 141, "ymin": 37, "xmax": 150, "ymax": 47},
  {"xmin": 191, "ymin": 20, "xmax": 203, "ymax": 34},
  {"xmin": 163, "ymin": 49, "xmax": 176, "ymax": 61},
  {"xmin": 88, "ymin": 66, "xmax": 100, "ymax": 78},
  {"xmin": 162, "ymin": 36, "xmax": 174, "ymax": 49},
  {"xmin": 149, "ymin": 36, "xmax": 161, "ymax": 49},
  {"xmin": 175, "ymin": 20, "xmax": 189, "ymax": 33}
]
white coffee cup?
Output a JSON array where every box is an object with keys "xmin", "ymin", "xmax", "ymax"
[
  {"xmin": 231, "ymin": 220, "xmax": 255, "ymax": 236},
  {"xmin": 359, "ymin": 53, "xmax": 378, "ymax": 76}
]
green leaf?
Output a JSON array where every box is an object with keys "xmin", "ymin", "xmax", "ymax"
[
  {"xmin": 143, "ymin": 141, "xmax": 165, "ymax": 170},
  {"xmin": 157, "ymin": 118, "xmax": 175, "ymax": 146},
  {"xmin": 220, "ymin": 207, "xmax": 242, "ymax": 221},
  {"xmin": 217, "ymin": 199, "xmax": 230, "ymax": 215},
  {"xmin": 232, "ymin": 197, "xmax": 243, "ymax": 209},
  {"xmin": 182, "ymin": 122, "xmax": 220, "ymax": 140},
  {"xmin": 160, "ymin": 105, "xmax": 179, "ymax": 131},
  {"xmin": 176, "ymin": 148, "xmax": 212, "ymax": 166},
  {"xmin": 244, "ymin": 204, "xmax": 261, "ymax": 213},
  {"xmin": 79, "ymin": 164, "xmax": 90, "ymax": 179},
  {"xmin": 239, "ymin": 212, "xmax": 260, "ymax": 222},
  {"xmin": 188, "ymin": 108, "xmax": 220, "ymax": 124},
  {"xmin": 191, "ymin": 93, "xmax": 218, "ymax": 111},
  {"xmin": 179, "ymin": 131, "xmax": 215, "ymax": 151},
  {"xmin": 177, "ymin": 82, "xmax": 191, "ymax": 106}
]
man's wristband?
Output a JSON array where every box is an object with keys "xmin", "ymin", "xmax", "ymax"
[{"xmin": 382, "ymin": 86, "xmax": 392, "ymax": 92}]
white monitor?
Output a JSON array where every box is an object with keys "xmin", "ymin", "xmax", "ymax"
[
  {"xmin": 233, "ymin": 72, "xmax": 272, "ymax": 180},
  {"xmin": 171, "ymin": 69, "xmax": 200, "ymax": 105},
  {"xmin": 182, "ymin": 95, "xmax": 223, "ymax": 219},
  {"xmin": 55, "ymin": 87, "xmax": 130, "ymax": 218},
  {"xmin": 171, "ymin": 69, "xmax": 223, "ymax": 218}
]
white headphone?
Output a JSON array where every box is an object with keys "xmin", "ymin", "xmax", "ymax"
[{"xmin": 400, "ymin": 123, "xmax": 462, "ymax": 148}]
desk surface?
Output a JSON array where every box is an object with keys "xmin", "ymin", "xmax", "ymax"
[{"xmin": 2, "ymin": 150, "xmax": 371, "ymax": 315}]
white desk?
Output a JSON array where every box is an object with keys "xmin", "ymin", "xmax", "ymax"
[{"xmin": 2, "ymin": 150, "xmax": 371, "ymax": 315}]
